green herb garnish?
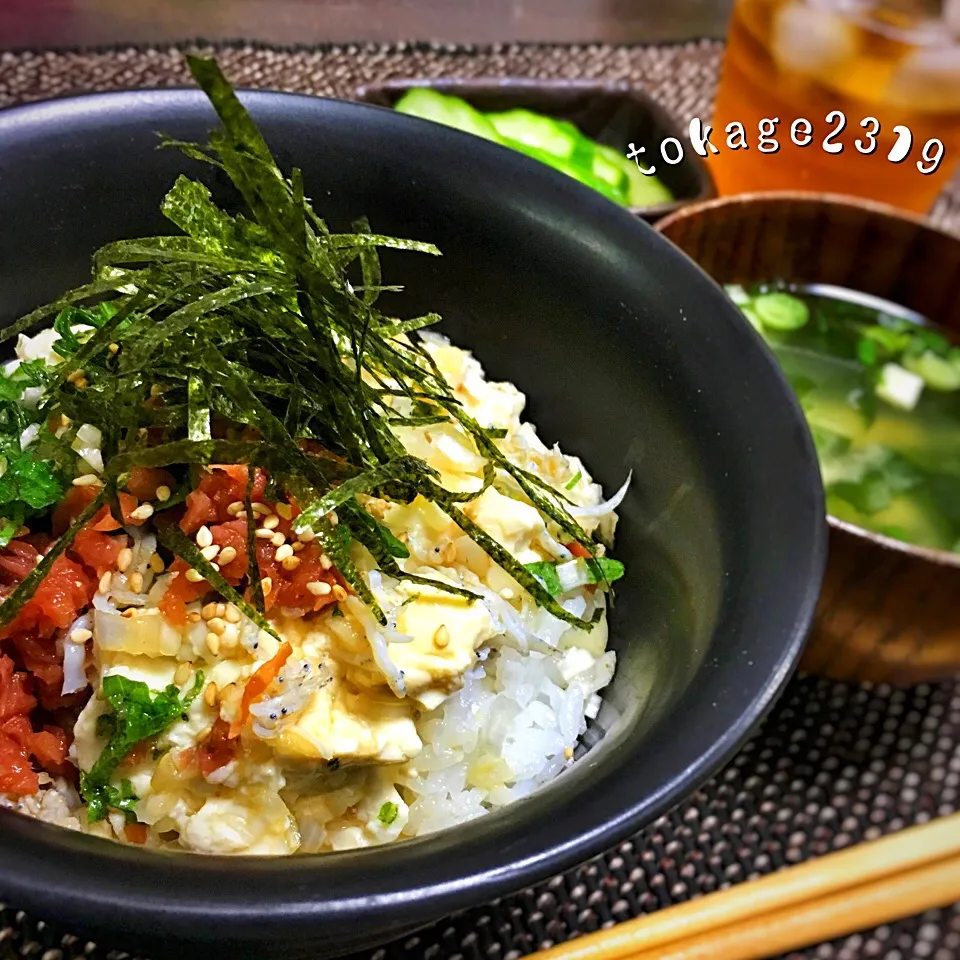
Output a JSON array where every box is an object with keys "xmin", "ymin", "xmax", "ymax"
[
  {"xmin": 80, "ymin": 671, "xmax": 204, "ymax": 822},
  {"xmin": 377, "ymin": 801, "xmax": 399, "ymax": 825},
  {"xmin": 524, "ymin": 556, "xmax": 625, "ymax": 598},
  {"xmin": 564, "ymin": 471, "xmax": 582, "ymax": 491}
]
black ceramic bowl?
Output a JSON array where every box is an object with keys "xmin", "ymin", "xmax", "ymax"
[{"xmin": 0, "ymin": 89, "xmax": 826, "ymax": 959}]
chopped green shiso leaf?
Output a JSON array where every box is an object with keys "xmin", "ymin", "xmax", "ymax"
[
  {"xmin": 80, "ymin": 671, "xmax": 204, "ymax": 821},
  {"xmin": 0, "ymin": 342, "xmax": 76, "ymax": 547},
  {"xmin": 0, "ymin": 55, "xmax": 619, "ymax": 634},
  {"xmin": 525, "ymin": 557, "xmax": 625, "ymax": 597}
]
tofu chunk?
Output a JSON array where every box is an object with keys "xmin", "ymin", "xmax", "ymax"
[{"xmin": 274, "ymin": 674, "xmax": 422, "ymax": 765}]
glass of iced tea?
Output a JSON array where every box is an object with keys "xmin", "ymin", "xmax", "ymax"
[{"xmin": 711, "ymin": 0, "xmax": 960, "ymax": 212}]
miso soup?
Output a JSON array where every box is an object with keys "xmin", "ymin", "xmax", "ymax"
[{"xmin": 727, "ymin": 282, "xmax": 960, "ymax": 554}]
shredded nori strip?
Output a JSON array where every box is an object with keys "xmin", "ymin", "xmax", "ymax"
[{"xmin": 0, "ymin": 54, "xmax": 616, "ymax": 638}]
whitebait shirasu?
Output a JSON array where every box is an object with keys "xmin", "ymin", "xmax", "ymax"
[
  {"xmin": 250, "ymin": 658, "xmax": 331, "ymax": 739},
  {"xmin": 566, "ymin": 471, "xmax": 632, "ymax": 518}
]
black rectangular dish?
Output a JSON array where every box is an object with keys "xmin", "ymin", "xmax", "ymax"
[{"xmin": 354, "ymin": 77, "xmax": 716, "ymax": 222}]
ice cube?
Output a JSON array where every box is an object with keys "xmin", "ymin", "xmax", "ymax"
[
  {"xmin": 887, "ymin": 45, "xmax": 960, "ymax": 112},
  {"xmin": 771, "ymin": 2, "xmax": 859, "ymax": 78}
]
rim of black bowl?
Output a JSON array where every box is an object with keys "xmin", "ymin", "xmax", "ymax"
[{"xmin": 0, "ymin": 88, "xmax": 828, "ymax": 952}]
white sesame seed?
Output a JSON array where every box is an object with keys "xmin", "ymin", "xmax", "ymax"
[
  {"xmin": 262, "ymin": 515, "xmax": 280, "ymax": 530},
  {"xmin": 297, "ymin": 526, "xmax": 316, "ymax": 543},
  {"xmin": 98, "ymin": 572, "xmax": 113, "ymax": 594},
  {"xmin": 128, "ymin": 571, "xmax": 144, "ymax": 594},
  {"xmin": 185, "ymin": 568, "xmax": 205, "ymax": 583},
  {"xmin": 116, "ymin": 547, "xmax": 133, "ymax": 573},
  {"xmin": 224, "ymin": 604, "xmax": 242, "ymax": 624},
  {"xmin": 149, "ymin": 553, "xmax": 165, "ymax": 574},
  {"xmin": 187, "ymin": 611, "xmax": 202, "ymax": 624},
  {"xmin": 251, "ymin": 502, "xmax": 270, "ymax": 517},
  {"xmin": 155, "ymin": 485, "xmax": 171, "ymax": 502},
  {"xmin": 218, "ymin": 546, "xmax": 238, "ymax": 565},
  {"xmin": 306, "ymin": 581, "xmax": 331, "ymax": 596},
  {"xmin": 331, "ymin": 584, "xmax": 347, "ymax": 602},
  {"xmin": 226, "ymin": 501, "xmax": 245, "ymax": 517},
  {"xmin": 201, "ymin": 602, "xmax": 218, "ymax": 621},
  {"xmin": 130, "ymin": 503, "xmax": 154, "ymax": 521},
  {"xmin": 200, "ymin": 544, "xmax": 220, "ymax": 562},
  {"xmin": 206, "ymin": 632, "xmax": 221, "ymax": 657},
  {"xmin": 69, "ymin": 628, "xmax": 93, "ymax": 644},
  {"xmin": 275, "ymin": 544, "xmax": 294, "ymax": 562},
  {"xmin": 72, "ymin": 474, "xmax": 101, "ymax": 487},
  {"xmin": 319, "ymin": 554, "xmax": 333, "ymax": 571},
  {"xmin": 433, "ymin": 624, "xmax": 450, "ymax": 649},
  {"xmin": 207, "ymin": 617, "xmax": 226, "ymax": 636},
  {"xmin": 174, "ymin": 662, "xmax": 192, "ymax": 686},
  {"xmin": 255, "ymin": 528, "xmax": 274, "ymax": 539},
  {"xmin": 196, "ymin": 525, "xmax": 213, "ymax": 549},
  {"xmin": 261, "ymin": 577, "xmax": 273, "ymax": 596},
  {"xmin": 281, "ymin": 555, "xmax": 301, "ymax": 571},
  {"xmin": 215, "ymin": 603, "xmax": 227, "ymax": 619},
  {"xmin": 291, "ymin": 541, "xmax": 305, "ymax": 553},
  {"xmin": 270, "ymin": 531, "xmax": 286, "ymax": 547}
]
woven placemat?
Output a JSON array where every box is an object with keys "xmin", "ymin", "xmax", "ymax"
[{"xmin": 0, "ymin": 41, "xmax": 959, "ymax": 960}]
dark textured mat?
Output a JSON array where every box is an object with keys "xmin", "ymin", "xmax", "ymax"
[{"xmin": 0, "ymin": 40, "xmax": 958, "ymax": 960}]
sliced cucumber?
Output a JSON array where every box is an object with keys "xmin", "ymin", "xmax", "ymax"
[
  {"xmin": 590, "ymin": 145, "xmax": 630, "ymax": 195},
  {"xmin": 488, "ymin": 109, "xmax": 580, "ymax": 158},
  {"xmin": 395, "ymin": 89, "xmax": 502, "ymax": 143},
  {"xmin": 501, "ymin": 139, "xmax": 627, "ymax": 205},
  {"xmin": 614, "ymin": 149, "xmax": 674, "ymax": 206}
]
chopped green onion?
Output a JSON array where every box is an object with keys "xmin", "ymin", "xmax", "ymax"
[
  {"xmin": 902, "ymin": 350, "xmax": 960, "ymax": 392},
  {"xmin": 753, "ymin": 292, "xmax": 810, "ymax": 331},
  {"xmin": 377, "ymin": 801, "xmax": 399, "ymax": 824},
  {"xmin": 564, "ymin": 470, "xmax": 582, "ymax": 491},
  {"xmin": 857, "ymin": 338, "xmax": 878, "ymax": 367}
]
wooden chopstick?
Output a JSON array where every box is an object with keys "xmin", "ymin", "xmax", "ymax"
[
  {"xmin": 626, "ymin": 854, "xmax": 960, "ymax": 960},
  {"xmin": 539, "ymin": 812, "xmax": 960, "ymax": 960}
]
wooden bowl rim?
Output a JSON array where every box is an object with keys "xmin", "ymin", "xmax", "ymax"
[
  {"xmin": 655, "ymin": 189, "xmax": 960, "ymax": 573},
  {"xmin": 654, "ymin": 189, "xmax": 940, "ymax": 235}
]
